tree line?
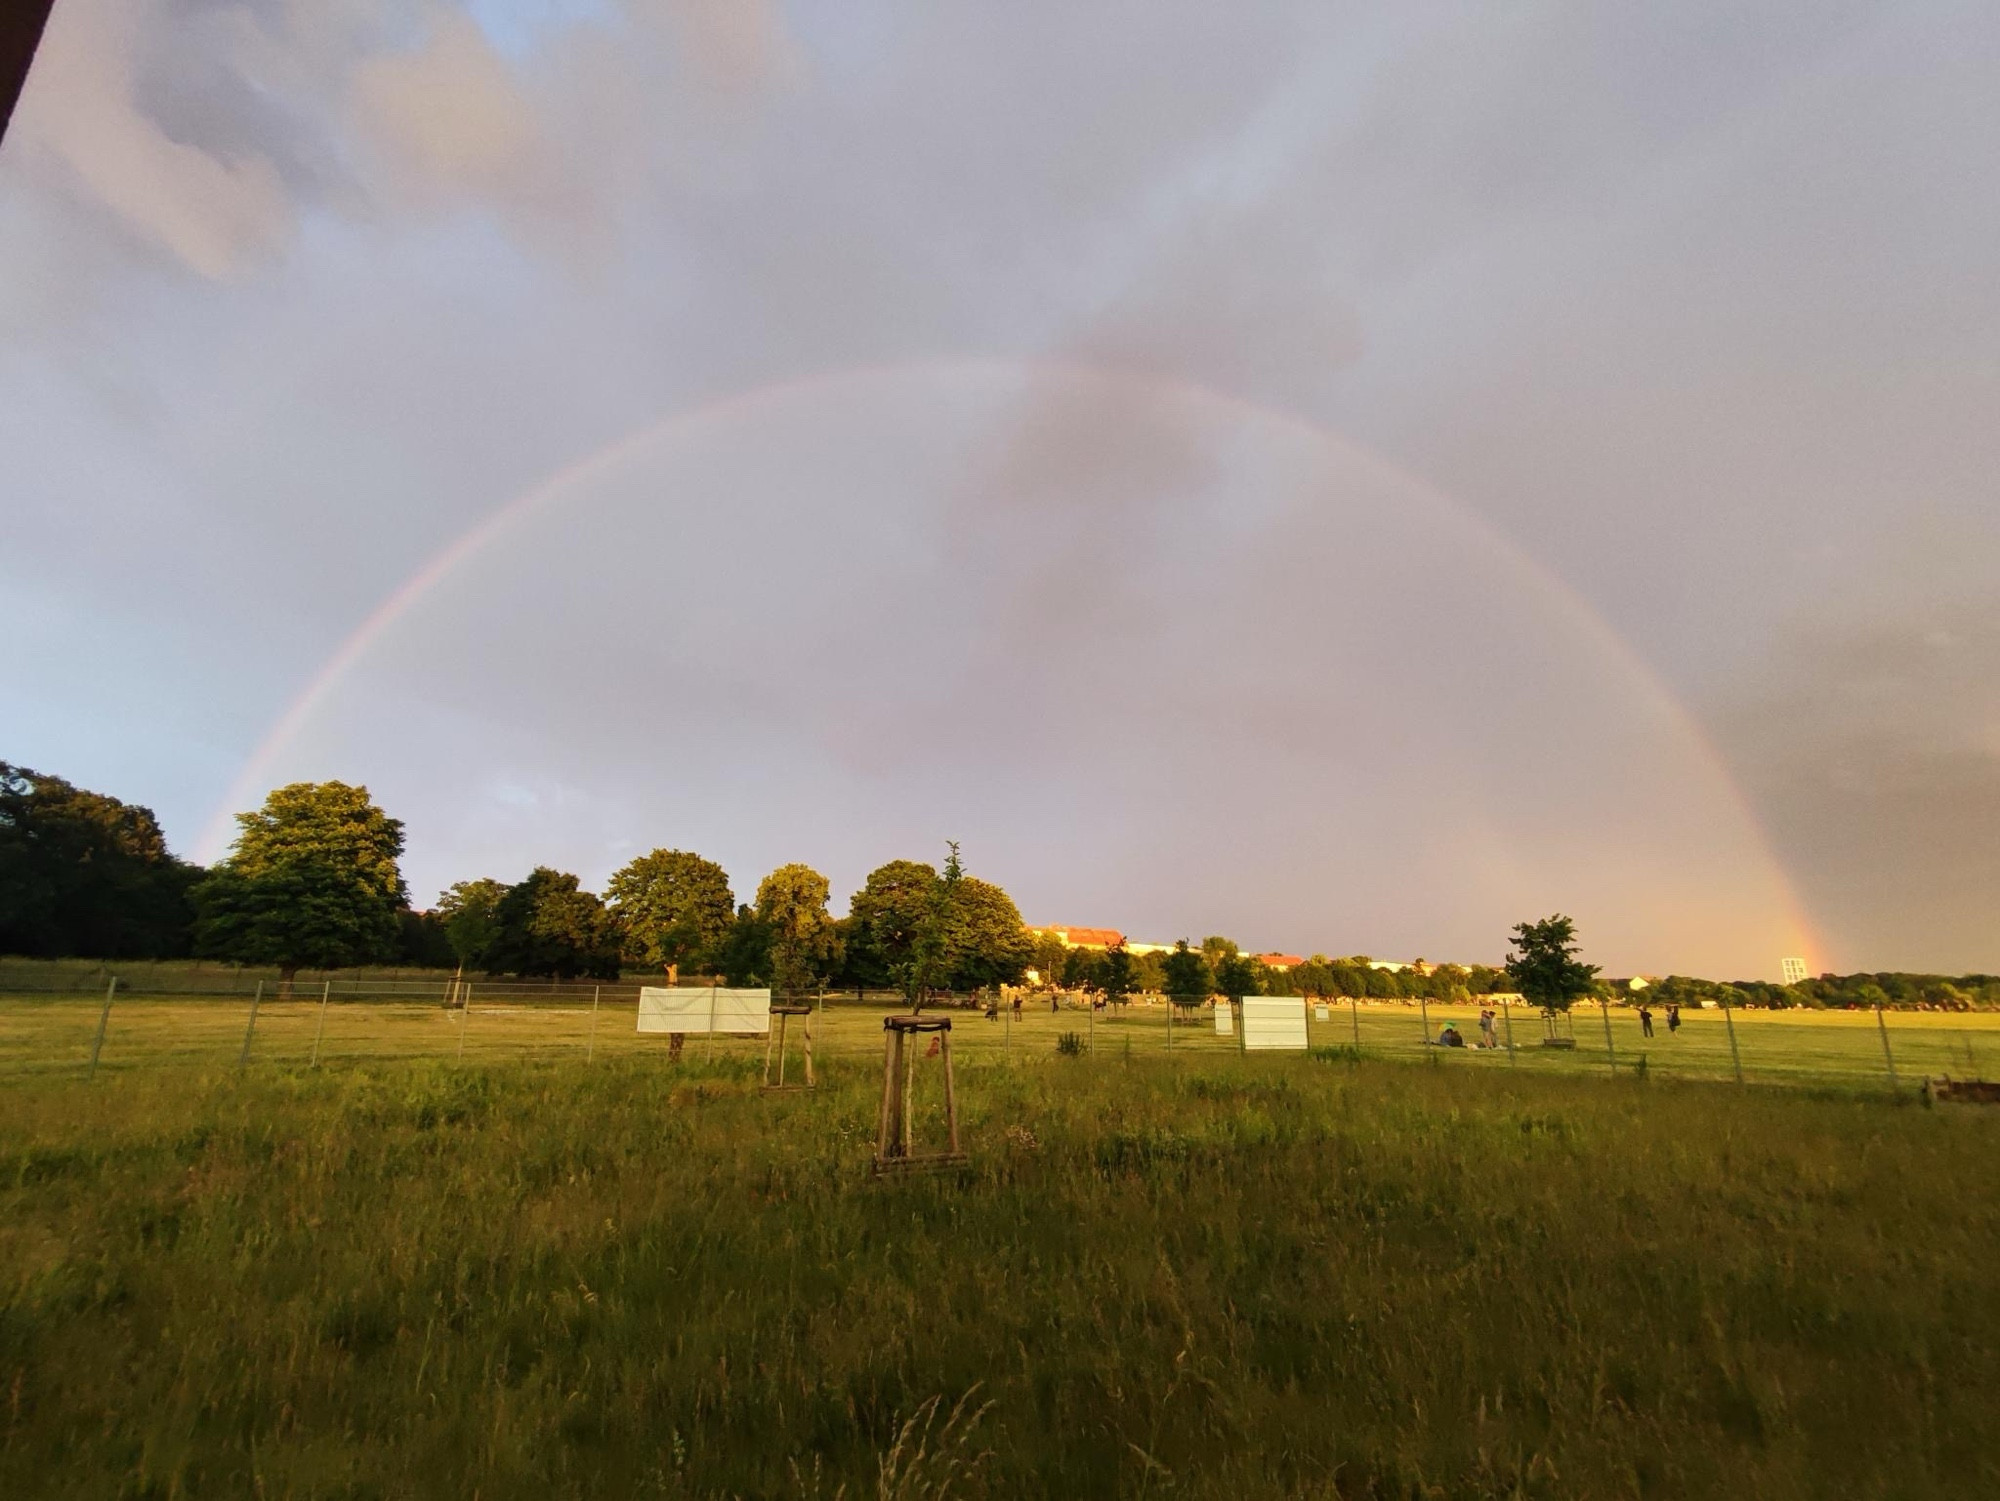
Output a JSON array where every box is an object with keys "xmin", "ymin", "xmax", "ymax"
[{"xmin": 5, "ymin": 764, "xmax": 1994, "ymax": 1008}]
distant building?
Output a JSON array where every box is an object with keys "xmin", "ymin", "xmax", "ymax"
[
  {"xmin": 1781, "ymin": 956, "xmax": 1809, "ymax": 985},
  {"xmin": 1028, "ymin": 925, "xmax": 1124, "ymax": 950},
  {"xmin": 1253, "ymin": 953, "xmax": 1305, "ymax": 971}
]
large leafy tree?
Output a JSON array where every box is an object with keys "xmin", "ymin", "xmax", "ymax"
[
  {"xmin": 939, "ymin": 876, "xmax": 1032, "ymax": 991},
  {"xmin": 1293, "ymin": 955, "xmax": 1336, "ymax": 1000},
  {"xmin": 717, "ymin": 904, "xmax": 773, "ymax": 987},
  {"xmin": 843, "ymin": 859, "xmax": 939, "ymax": 989},
  {"xmin": 1162, "ymin": 939, "xmax": 1213, "ymax": 1013},
  {"xmin": 756, "ymin": 864, "xmax": 840, "ymax": 994},
  {"xmin": 1099, "ymin": 942, "xmax": 1136, "ymax": 1007},
  {"xmin": 436, "ymin": 878, "xmax": 507, "ymax": 970},
  {"xmin": 606, "ymin": 849, "xmax": 734, "ymax": 975},
  {"xmin": 485, "ymin": 867, "xmax": 621, "ymax": 979},
  {"xmin": 1506, "ymin": 914, "xmax": 1601, "ymax": 1017},
  {"xmin": 0, "ymin": 762, "xmax": 201, "ymax": 958},
  {"xmin": 192, "ymin": 781, "xmax": 406, "ymax": 991},
  {"xmin": 1215, "ymin": 951, "xmax": 1265, "ymax": 1000}
]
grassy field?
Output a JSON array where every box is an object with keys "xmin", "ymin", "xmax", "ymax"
[
  {"xmin": 4, "ymin": 987, "xmax": 1996, "ymax": 1092},
  {"xmin": 3, "ymin": 1021, "xmax": 1997, "ymax": 1498}
]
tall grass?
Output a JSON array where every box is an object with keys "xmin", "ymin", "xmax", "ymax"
[{"xmin": 2, "ymin": 1053, "xmax": 1995, "ymax": 1497}]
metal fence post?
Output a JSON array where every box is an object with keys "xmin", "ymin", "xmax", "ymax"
[
  {"xmin": 706, "ymin": 984, "xmax": 718, "ymax": 1061},
  {"xmin": 455, "ymin": 980, "xmax": 469, "ymax": 1060},
  {"xmin": 1418, "ymin": 993, "xmax": 1431, "ymax": 1054},
  {"xmin": 88, "ymin": 976, "xmax": 117, "ymax": 1079},
  {"xmin": 310, "ymin": 979, "xmax": 332, "ymax": 1067},
  {"xmin": 1721, "ymin": 997, "xmax": 1744, "ymax": 1085},
  {"xmin": 1875, "ymin": 1001, "xmax": 1899, "ymax": 1093},
  {"xmin": 1501, "ymin": 995, "xmax": 1516, "ymax": 1063},
  {"xmin": 238, "ymin": 980, "xmax": 264, "ymax": 1071},
  {"xmin": 1350, "ymin": 995, "xmax": 1361, "ymax": 1051},
  {"xmin": 1599, "ymin": 998, "xmax": 1617, "ymax": 1075},
  {"xmin": 586, "ymin": 984, "xmax": 602, "ymax": 1063}
]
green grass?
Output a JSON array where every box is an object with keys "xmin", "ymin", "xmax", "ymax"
[
  {"xmin": 3, "ymin": 1041, "xmax": 1997, "ymax": 1498},
  {"xmin": 5, "ymin": 990, "xmax": 1996, "ymax": 1091}
]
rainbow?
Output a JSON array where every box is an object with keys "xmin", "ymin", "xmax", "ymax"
[{"xmin": 198, "ymin": 355, "xmax": 1819, "ymax": 967}]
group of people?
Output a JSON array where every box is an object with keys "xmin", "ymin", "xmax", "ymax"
[
  {"xmin": 1635, "ymin": 1003, "xmax": 1683, "ymax": 1038},
  {"xmin": 1440, "ymin": 1000, "xmax": 1684, "ymax": 1048},
  {"xmin": 1438, "ymin": 1008, "xmax": 1506, "ymax": 1049}
]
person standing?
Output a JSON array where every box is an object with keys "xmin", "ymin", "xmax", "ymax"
[
  {"xmin": 1640, "ymin": 1004, "xmax": 1655, "ymax": 1039},
  {"xmin": 1666, "ymin": 1003, "xmax": 1681, "ymax": 1035},
  {"xmin": 1479, "ymin": 1007, "xmax": 1497, "ymax": 1049}
]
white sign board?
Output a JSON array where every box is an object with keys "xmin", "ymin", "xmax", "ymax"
[
  {"xmin": 1313, "ymin": 1004, "xmax": 1330, "ymax": 1022},
  {"xmin": 637, "ymin": 986, "xmax": 771, "ymax": 1035},
  {"xmin": 1214, "ymin": 1002, "xmax": 1234, "ymax": 1036},
  {"xmin": 1241, "ymin": 996, "xmax": 1309, "ymax": 1052}
]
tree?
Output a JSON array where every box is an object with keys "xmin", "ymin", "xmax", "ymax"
[
  {"xmin": 0, "ymin": 762, "xmax": 201, "ymax": 958},
  {"xmin": 939, "ymin": 876, "xmax": 1032, "ymax": 991},
  {"xmin": 1215, "ymin": 951, "xmax": 1265, "ymax": 1000},
  {"xmin": 1162, "ymin": 939, "xmax": 1213, "ymax": 1013},
  {"xmin": 436, "ymin": 878, "xmax": 507, "ymax": 970},
  {"xmin": 844, "ymin": 859, "xmax": 939, "ymax": 989},
  {"xmin": 192, "ymin": 781, "xmax": 407, "ymax": 992},
  {"xmin": 1099, "ymin": 942, "xmax": 1136, "ymax": 1008},
  {"xmin": 606, "ymin": 849, "xmax": 734, "ymax": 975},
  {"xmin": 1060, "ymin": 945, "xmax": 1102, "ymax": 992},
  {"xmin": 756, "ymin": 863, "xmax": 840, "ymax": 994},
  {"xmin": 1200, "ymin": 935, "xmax": 1240, "ymax": 971},
  {"xmin": 486, "ymin": 867, "xmax": 621, "ymax": 979},
  {"xmin": 717, "ymin": 903, "xmax": 772, "ymax": 986},
  {"xmin": 1293, "ymin": 955, "xmax": 1335, "ymax": 1001},
  {"xmin": 1029, "ymin": 929, "xmax": 1069, "ymax": 985},
  {"xmin": 1506, "ymin": 914, "xmax": 1600, "ymax": 1021}
]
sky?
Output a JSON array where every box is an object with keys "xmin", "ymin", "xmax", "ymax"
[{"xmin": 3, "ymin": 1, "xmax": 1996, "ymax": 978}]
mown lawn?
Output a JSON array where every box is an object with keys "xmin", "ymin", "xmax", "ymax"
[{"xmin": 2, "ymin": 1050, "xmax": 1996, "ymax": 1498}]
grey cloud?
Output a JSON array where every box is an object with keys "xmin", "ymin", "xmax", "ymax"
[{"xmin": 1713, "ymin": 587, "xmax": 2000, "ymax": 971}]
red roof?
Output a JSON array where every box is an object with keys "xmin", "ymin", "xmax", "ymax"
[
  {"xmin": 1254, "ymin": 953, "xmax": 1305, "ymax": 969},
  {"xmin": 1033, "ymin": 925, "xmax": 1126, "ymax": 948}
]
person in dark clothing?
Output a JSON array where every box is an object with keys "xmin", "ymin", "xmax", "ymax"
[
  {"xmin": 1639, "ymin": 1005, "xmax": 1655, "ymax": 1038},
  {"xmin": 1666, "ymin": 1003, "xmax": 1681, "ymax": 1034}
]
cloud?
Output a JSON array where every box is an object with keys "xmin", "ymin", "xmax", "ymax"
[
  {"xmin": 14, "ymin": 0, "xmax": 297, "ymax": 277},
  {"xmin": 1713, "ymin": 586, "xmax": 2000, "ymax": 971}
]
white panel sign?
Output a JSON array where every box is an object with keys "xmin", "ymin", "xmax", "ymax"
[
  {"xmin": 1241, "ymin": 996, "xmax": 1309, "ymax": 1051},
  {"xmin": 637, "ymin": 987, "xmax": 771, "ymax": 1035},
  {"xmin": 1313, "ymin": 1004, "xmax": 1330, "ymax": 1022},
  {"xmin": 1214, "ymin": 1002, "xmax": 1234, "ymax": 1036}
]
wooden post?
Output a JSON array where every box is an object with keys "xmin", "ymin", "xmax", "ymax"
[
  {"xmin": 1086, "ymin": 993, "xmax": 1094, "ymax": 1051},
  {"xmin": 586, "ymin": 984, "xmax": 601, "ymax": 1063},
  {"xmin": 1004, "ymin": 990, "xmax": 1011, "ymax": 1056},
  {"xmin": 1721, "ymin": 996, "xmax": 1744, "ymax": 1085},
  {"xmin": 1875, "ymin": 1001, "xmax": 1899, "ymax": 1093},
  {"xmin": 1166, "ymin": 995, "xmax": 1173, "ymax": 1053},
  {"xmin": 804, "ymin": 1009, "xmax": 815, "ymax": 1087},
  {"xmin": 238, "ymin": 980, "xmax": 264, "ymax": 1071},
  {"xmin": 765, "ymin": 1006, "xmax": 779, "ymax": 1081},
  {"xmin": 311, "ymin": 979, "xmax": 332, "ymax": 1068},
  {"xmin": 877, "ymin": 1026, "xmax": 901, "ymax": 1162},
  {"xmin": 88, "ymin": 977, "xmax": 117, "ymax": 1080},
  {"xmin": 706, "ymin": 984, "xmax": 718, "ymax": 1062},
  {"xmin": 456, "ymin": 981, "xmax": 469, "ymax": 1061},
  {"xmin": 941, "ymin": 1027, "xmax": 961, "ymax": 1156},
  {"xmin": 1418, "ymin": 994, "xmax": 1431, "ymax": 1052},
  {"xmin": 1350, "ymin": 996, "xmax": 1361, "ymax": 1051},
  {"xmin": 1599, "ymin": 999, "xmax": 1617, "ymax": 1075},
  {"xmin": 901, "ymin": 1027, "xmax": 915, "ymax": 1156}
]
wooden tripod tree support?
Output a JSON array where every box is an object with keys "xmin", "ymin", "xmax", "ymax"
[
  {"xmin": 764, "ymin": 1003, "xmax": 816, "ymax": 1090},
  {"xmin": 873, "ymin": 1015, "xmax": 966, "ymax": 1175}
]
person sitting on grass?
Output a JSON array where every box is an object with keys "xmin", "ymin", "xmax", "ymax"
[{"xmin": 1439, "ymin": 1023, "xmax": 1466, "ymax": 1048}]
